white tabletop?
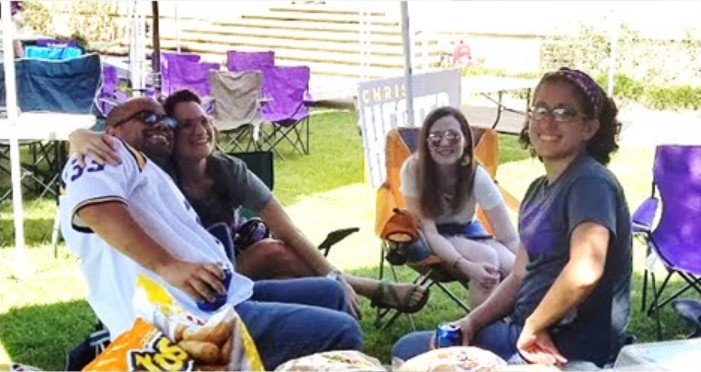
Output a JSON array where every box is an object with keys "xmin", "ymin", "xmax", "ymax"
[
  {"xmin": 461, "ymin": 75, "xmax": 538, "ymax": 94},
  {"xmin": 614, "ymin": 338, "xmax": 701, "ymax": 371},
  {"xmin": 0, "ymin": 112, "xmax": 96, "ymax": 141}
]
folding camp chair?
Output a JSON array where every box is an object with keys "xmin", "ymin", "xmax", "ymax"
[
  {"xmin": 226, "ymin": 50, "xmax": 275, "ymax": 73},
  {"xmin": 96, "ymin": 64, "xmax": 128, "ymax": 118},
  {"xmin": 209, "ymin": 70, "xmax": 265, "ymax": 153},
  {"xmin": 228, "ymin": 150, "xmax": 358, "ymax": 249},
  {"xmin": 0, "ymin": 54, "xmax": 101, "ymax": 203},
  {"xmin": 160, "ymin": 54, "xmax": 219, "ymax": 111},
  {"xmin": 259, "ymin": 65, "xmax": 311, "ymax": 158},
  {"xmin": 632, "ymin": 145, "xmax": 701, "ymax": 340},
  {"xmin": 373, "ymin": 126, "xmax": 520, "ymax": 329}
]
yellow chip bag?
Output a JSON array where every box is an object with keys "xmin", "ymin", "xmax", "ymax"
[
  {"xmin": 83, "ymin": 318, "xmax": 194, "ymax": 371},
  {"xmin": 133, "ymin": 275, "xmax": 264, "ymax": 371}
]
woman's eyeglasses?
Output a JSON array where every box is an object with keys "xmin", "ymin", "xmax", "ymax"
[
  {"xmin": 529, "ymin": 106, "xmax": 584, "ymax": 123},
  {"xmin": 427, "ymin": 130, "xmax": 461, "ymax": 148},
  {"xmin": 113, "ymin": 111, "xmax": 178, "ymax": 129},
  {"xmin": 177, "ymin": 116, "xmax": 213, "ymax": 129}
]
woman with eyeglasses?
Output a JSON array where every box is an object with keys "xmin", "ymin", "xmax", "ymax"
[
  {"xmin": 392, "ymin": 68, "xmax": 632, "ymax": 369},
  {"xmin": 399, "ymin": 106, "xmax": 519, "ymax": 309}
]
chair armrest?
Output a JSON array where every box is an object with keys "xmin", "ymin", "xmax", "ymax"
[
  {"xmin": 375, "ymin": 183, "xmax": 400, "ymax": 237},
  {"xmin": 632, "ymin": 196, "xmax": 659, "ymax": 234},
  {"xmin": 496, "ymin": 182, "xmax": 520, "ymax": 212}
]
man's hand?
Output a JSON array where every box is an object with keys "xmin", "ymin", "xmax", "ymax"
[
  {"xmin": 337, "ymin": 275, "xmax": 361, "ymax": 320},
  {"xmin": 516, "ymin": 323, "xmax": 567, "ymax": 366},
  {"xmin": 157, "ymin": 260, "xmax": 227, "ymax": 303}
]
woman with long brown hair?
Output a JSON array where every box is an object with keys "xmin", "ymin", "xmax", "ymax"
[{"xmin": 400, "ymin": 106, "xmax": 518, "ymax": 308}]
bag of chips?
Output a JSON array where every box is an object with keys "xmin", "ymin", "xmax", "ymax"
[
  {"xmin": 83, "ymin": 274, "xmax": 263, "ymax": 371},
  {"xmin": 83, "ymin": 318, "xmax": 194, "ymax": 371},
  {"xmin": 133, "ymin": 275, "xmax": 263, "ymax": 371}
]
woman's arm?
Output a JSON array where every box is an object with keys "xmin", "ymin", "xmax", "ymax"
[
  {"xmin": 459, "ymin": 244, "xmax": 528, "ymax": 343},
  {"xmin": 405, "ymin": 195, "xmax": 497, "ymax": 284},
  {"xmin": 405, "ymin": 196, "xmax": 460, "ymax": 263},
  {"xmin": 68, "ymin": 129, "xmax": 122, "ymax": 167},
  {"xmin": 258, "ymin": 197, "xmax": 361, "ymax": 318},
  {"xmin": 474, "ymin": 166, "xmax": 519, "ymax": 253},
  {"xmin": 522, "ymin": 221, "xmax": 609, "ymax": 332},
  {"xmin": 483, "ymin": 204, "xmax": 519, "ymax": 254}
]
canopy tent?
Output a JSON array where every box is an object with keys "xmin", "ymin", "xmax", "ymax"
[
  {"xmin": 2, "ymin": 0, "xmax": 164, "ymax": 278},
  {"xmin": 2, "ymin": 0, "xmax": 28, "ymax": 279},
  {"xmin": 1, "ymin": 1, "xmax": 419, "ymax": 277},
  {"xmin": 2, "ymin": 1, "xmax": 622, "ymax": 279}
]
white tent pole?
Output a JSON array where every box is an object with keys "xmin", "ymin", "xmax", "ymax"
[
  {"xmin": 607, "ymin": 18, "xmax": 620, "ymax": 98},
  {"xmin": 175, "ymin": 2, "xmax": 181, "ymax": 53},
  {"xmin": 2, "ymin": 0, "xmax": 28, "ymax": 279},
  {"xmin": 400, "ymin": 1, "xmax": 414, "ymax": 127}
]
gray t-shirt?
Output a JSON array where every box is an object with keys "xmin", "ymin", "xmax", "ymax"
[
  {"xmin": 180, "ymin": 152, "xmax": 272, "ymax": 228},
  {"xmin": 512, "ymin": 154, "xmax": 632, "ymax": 366}
]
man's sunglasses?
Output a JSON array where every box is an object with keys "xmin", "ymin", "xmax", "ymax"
[
  {"xmin": 113, "ymin": 111, "xmax": 178, "ymax": 129},
  {"xmin": 427, "ymin": 130, "xmax": 462, "ymax": 148}
]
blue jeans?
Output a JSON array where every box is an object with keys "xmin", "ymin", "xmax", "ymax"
[
  {"xmin": 392, "ymin": 321, "xmax": 524, "ymax": 364},
  {"xmin": 235, "ymin": 278, "xmax": 363, "ymax": 370},
  {"xmin": 393, "ymin": 323, "xmax": 605, "ymax": 370}
]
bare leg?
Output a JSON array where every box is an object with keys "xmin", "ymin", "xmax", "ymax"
[
  {"xmin": 344, "ymin": 275, "xmax": 429, "ymax": 310},
  {"xmin": 446, "ymin": 237, "xmax": 501, "ymax": 308},
  {"xmin": 482, "ymin": 239, "xmax": 516, "ymax": 276},
  {"xmin": 236, "ymin": 239, "xmax": 428, "ymax": 309},
  {"xmin": 236, "ymin": 238, "xmax": 316, "ymax": 280}
]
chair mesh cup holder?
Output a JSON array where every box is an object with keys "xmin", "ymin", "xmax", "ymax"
[{"xmin": 384, "ymin": 231, "xmax": 433, "ymax": 266}]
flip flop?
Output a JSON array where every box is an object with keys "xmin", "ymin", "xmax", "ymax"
[{"xmin": 370, "ymin": 281, "xmax": 430, "ymax": 314}]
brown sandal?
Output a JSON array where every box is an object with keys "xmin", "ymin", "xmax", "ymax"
[{"xmin": 370, "ymin": 281, "xmax": 430, "ymax": 314}]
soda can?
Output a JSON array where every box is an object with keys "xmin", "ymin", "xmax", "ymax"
[
  {"xmin": 435, "ymin": 322, "xmax": 462, "ymax": 348},
  {"xmin": 197, "ymin": 262, "xmax": 232, "ymax": 312}
]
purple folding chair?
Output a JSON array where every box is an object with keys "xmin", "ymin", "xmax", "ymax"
[
  {"xmin": 162, "ymin": 60, "xmax": 220, "ymax": 112},
  {"xmin": 160, "ymin": 52, "xmax": 202, "ymax": 95},
  {"xmin": 36, "ymin": 38, "xmax": 78, "ymax": 48},
  {"xmin": 226, "ymin": 50, "xmax": 274, "ymax": 72},
  {"xmin": 259, "ymin": 65, "xmax": 311, "ymax": 157},
  {"xmin": 97, "ymin": 64, "xmax": 128, "ymax": 117},
  {"xmin": 635, "ymin": 145, "xmax": 701, "ymax": 339}
]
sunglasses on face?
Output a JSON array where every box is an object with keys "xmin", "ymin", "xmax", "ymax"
[
  {"xmin": 113, "ymin": 110, "xmax": 178, "ymax": 129},
  {"xmin": 529, "ymin": 106, "xmax": 584, "ymax": 123},
  {"xmin": 427, "ymin": 130, "xmax": 462, "ymax": 148}
]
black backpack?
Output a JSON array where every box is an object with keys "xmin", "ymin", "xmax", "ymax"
[{"xmin": 64, "ymin": 321, "xmax": 110, "ymax": 371}]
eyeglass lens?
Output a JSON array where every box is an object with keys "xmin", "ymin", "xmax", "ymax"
[{"xmin": 428, "ymin": 130, "xmax": 461, "ymax": 147}]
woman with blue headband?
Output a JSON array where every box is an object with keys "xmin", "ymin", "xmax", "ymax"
[{"xmin": 392, "ymin": 68, "xmax": 632, "ymax": 369}]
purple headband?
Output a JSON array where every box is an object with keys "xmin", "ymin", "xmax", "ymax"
[{"xmin": 543, "ymin": 68, "xmax": 603, "ymax": 117}]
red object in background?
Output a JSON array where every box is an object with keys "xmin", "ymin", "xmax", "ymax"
[{"xmin": 453, "ymin": 40, "xmax": 473, "ymax": 67}]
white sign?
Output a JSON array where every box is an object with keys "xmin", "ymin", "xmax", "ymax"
[{"xmin": 357, "ymin": 69, "xmax": 461, "ymax": 188}]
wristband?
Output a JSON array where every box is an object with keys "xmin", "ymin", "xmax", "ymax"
[
  {"xmin": 325, "ymin": 269, "xmax": 341, "ymax": 281},
  {"xmin": 451, "ymin": 256, "xmax": 464, "ymax": 271}
]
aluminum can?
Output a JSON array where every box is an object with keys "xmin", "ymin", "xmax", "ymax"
[
  {"xmin": 197, "ymin": 262, "xmax": 232, "ymax": 312},
  {"xmin": 435, "ymin": 322, "xmax": 462, "ymax": 348}
]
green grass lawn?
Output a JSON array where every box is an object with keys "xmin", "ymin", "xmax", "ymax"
[{"xmin": 1, "ymin": 109, "xmax": 698, "ymax": 369}]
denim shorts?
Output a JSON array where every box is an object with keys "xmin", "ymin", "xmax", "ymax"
[
  {"xmin": 402, "ymin": 220, "xmax": 493, "ymax": 263},
  {"xmin": 437, "ymin": 220, "xmax": 492, "ymax": 240}
]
